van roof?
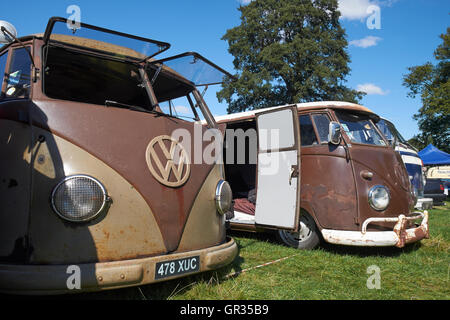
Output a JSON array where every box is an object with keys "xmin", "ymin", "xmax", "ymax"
[{"xmin": 214, "ymin": 101, "xmax": 376, "ymax": 123}]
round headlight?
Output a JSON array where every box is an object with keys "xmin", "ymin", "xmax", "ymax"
[
  {"xmin": 368, "ymin": 185, "xmax": 390, "ymax": 211},
  {"xmin": 51, "ymin": 175, "xmax": 109, "ymax": 222},
  {"xmin": 215, "ymin": 180, "xmax": 232, "ymax": 215}
]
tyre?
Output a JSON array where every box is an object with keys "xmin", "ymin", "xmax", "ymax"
[{"xmin": 277, "ymin": 212, "xmax": 320, "ymax": 250}]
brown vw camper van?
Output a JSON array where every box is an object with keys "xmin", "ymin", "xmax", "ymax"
[
  {"xmin": 0, "ymin": 17, "xmax": 237, "ymax": 294},
  {"xmin": 216, "ymin": 102, "xmax": 429, "ymax": 249}
]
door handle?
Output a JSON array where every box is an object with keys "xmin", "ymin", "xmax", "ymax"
[{"xmin": 289, "ymin": 165, "xmax": 299, "ymax": 185}]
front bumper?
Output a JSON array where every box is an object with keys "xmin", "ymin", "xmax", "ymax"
[
  {"xmin": 0, "ymin": 237, "xmax": 238, "ymax": 295},
  {"xmin": 321, "ymin": 211, "xmax": 429, "ymax": 248}
]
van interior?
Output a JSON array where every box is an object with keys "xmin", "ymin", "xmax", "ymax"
[{"xmin": 223, "ymin": 119, "xmax": 258, "ymax": 220}]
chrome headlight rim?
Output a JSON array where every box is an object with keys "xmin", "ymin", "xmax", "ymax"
[
  {"xmin": 51, "ymin": 174, "xmax": 108, "ymax": 223},
  {"xmin": 368, "ymin": 185, "xmax": 390, "ymax": 211},
  {"xmin": 215, "ymin": 179, "xmax": 232, "ymax": 215}
]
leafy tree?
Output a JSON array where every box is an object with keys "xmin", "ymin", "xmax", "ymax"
[
  {"xmin": 217, "ymin": 0, "xmax": 364, "ymax": 114},
  {"xmin": 403, "ymin": 28, "xmax": 450, "ymax": 153}
]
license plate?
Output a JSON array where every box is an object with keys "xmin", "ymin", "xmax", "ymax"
[{"xmin": 155, "ymin": 256, "xmax": 200, "ymax": 280}]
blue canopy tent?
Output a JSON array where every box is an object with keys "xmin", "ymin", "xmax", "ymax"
[{"xmin": 418, "ymin": 144, "xmax": 450, "ymax": 166}]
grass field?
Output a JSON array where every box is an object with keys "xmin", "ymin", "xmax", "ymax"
[{"xmin": 5, "ymin": 202, "xmax": 450, "ymax": 300}]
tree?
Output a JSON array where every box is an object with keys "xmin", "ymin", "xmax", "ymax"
[
  {"xmin": 403, "ymin": 28, "xmax": 450, "ymax": 153},
  {"xmin": 217, "ymin": 0, "xmax": 364, "ymax": 114}
]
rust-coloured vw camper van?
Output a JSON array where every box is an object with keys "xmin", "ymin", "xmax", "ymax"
[
  {"xmin": 0, "ymin": 17, "xmax": 237, "ymax": 294},
  {"xmin": 216, "ymin": 102, "xmax": 429, "ymax": 249}
]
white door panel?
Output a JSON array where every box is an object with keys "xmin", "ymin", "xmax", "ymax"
[
  {"xmin": 254, "ymin": 106, "xmax": 300, "ymax": 231},
  {"xmin": 255, "ymin": 150, "xmax": 298, "ymax": 228}
]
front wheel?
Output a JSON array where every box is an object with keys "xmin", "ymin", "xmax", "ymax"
[{"xmin": 277, "ymin": 213, "xmax": 320, "ymax": 250}]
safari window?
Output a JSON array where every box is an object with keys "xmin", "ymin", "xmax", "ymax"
[
  {"xmin": 0, "ymin": 52, "xmax": 8, "ymax": 98},
  {"xmin": 299, "ymin": 114, "xmax": 318, "ymax": 146},
  {"xmin": 44, "ymin": 46, "xmax": 151, "ymax": 108},
  {"xmin": 312, "ymin": 113, "xmax": 331, "ymax": 143},
  {"xmin": 5, "ymin": 47, "xmax": 32, "ymax": 98}
]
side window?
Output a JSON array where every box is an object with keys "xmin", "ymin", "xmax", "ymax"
[
  {"xmin": 299, "ymin": 114, "xmax": 318, "ymax": 146},
  {"xmin": 0, "ymin": 52, "xmax": 8, "ymax": 98},
  {"xmin": 5, "ymin": 47, "xmax": 32, "ymax": 98},
  {"xmin": 312, "ymin": 113, "xmax": 331, "ymax": 143}
]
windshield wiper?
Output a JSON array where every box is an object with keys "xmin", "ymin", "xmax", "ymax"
[
  {"xmin": 105, "ymin": 100, "xmax": 150, "ymax": 112},
  {"xmin": 104, "ymin": 100, "xmax": 172, "ymax": 118}
]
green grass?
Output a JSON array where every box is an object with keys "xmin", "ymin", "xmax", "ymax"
[{"xmin": 4, "ymin": 202, "xmax": 450, "ymax": 300}]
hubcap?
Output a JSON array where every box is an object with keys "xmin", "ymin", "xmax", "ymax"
[{"xmin": 284, "ymin": 215, "xmax": 313, "ymax": 243}]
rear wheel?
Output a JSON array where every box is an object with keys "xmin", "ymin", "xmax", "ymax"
[{"xmin": 277, "ymin": 212, "xmax": 320, "ymax": 250}]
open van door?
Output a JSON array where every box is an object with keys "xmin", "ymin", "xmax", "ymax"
[{"xmin": 254, "ymin": 106, "xmax": 300, "ymax": 231}]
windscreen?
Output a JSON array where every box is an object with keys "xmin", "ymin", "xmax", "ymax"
[
  {"xmin": 44, "ymin": 46, "xmax": 202, "ymax": 122},
  {"xmin": 336, "ymin": 111, "xmax": 387, "ymax": 146},
  {"xmin": 44, "ymin": 46, "xmax": 151, "ymax": 108},
  {"xmin": 377, "ymin": 119, "xmax": 408, "ymax": 144},
  {"xmin": 45, "ymin": 18, "xmax": 170, "ymax": 61}
]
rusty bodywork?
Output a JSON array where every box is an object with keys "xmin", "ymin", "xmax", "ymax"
[
  {"xmin": 215, "ymin": 102, "xmax": 429, "ymax": 248},
  {"xmin": 0, "ymin": 17, "xmax": 237, "ymax": 294}
]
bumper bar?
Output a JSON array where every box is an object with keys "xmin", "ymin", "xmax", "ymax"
[
  {"xmin": 0, "ymin": 237, "xmax": 238, "ymax": 295},
  {"xmin": 321, "ymin": 211, "xmax": 429, "ymax": 248}
]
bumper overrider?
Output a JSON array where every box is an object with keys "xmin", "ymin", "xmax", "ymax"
[
  {"xmin": 321, "ymin": 211, "xmax": 429, "ymax": 248},
  {"xmin": 0, "ymin": 237, "xmax": 238, "ymax": 295}
]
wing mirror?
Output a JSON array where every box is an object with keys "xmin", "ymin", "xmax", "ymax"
[
  {"xmin": 0, "ymin": 21, "xmax": 17, "ymax": 44},
  {"xmin": 328, "ymin": 121, "xmax": 342, "ymax": 145}
]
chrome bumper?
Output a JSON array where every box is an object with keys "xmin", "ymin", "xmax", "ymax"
[{"xmin": 321, "ymin": 211, "xmax": 429, "ymax": 248}]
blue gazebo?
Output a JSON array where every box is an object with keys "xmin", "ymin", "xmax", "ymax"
[{"xmin": 418, "ymin": 144, "xmax": 450, "ymax": 166}]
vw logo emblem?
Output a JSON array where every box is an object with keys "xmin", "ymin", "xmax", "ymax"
[{"xmin": 145, "ymin": 135, "xmax": 190, "ymax": 187}]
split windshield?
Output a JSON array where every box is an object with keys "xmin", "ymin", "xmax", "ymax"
[
  {"xmin": 335, "ymin": 111, "xmax": 386, "ymax": 146},
  {"xmin": 43, "ymin": 46, "xmax": 201, "ymax": 120}
]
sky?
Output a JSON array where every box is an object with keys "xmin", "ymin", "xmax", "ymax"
[{"xmin": 1, "ymin": 0, "xmax": 449, "ymax": 140}]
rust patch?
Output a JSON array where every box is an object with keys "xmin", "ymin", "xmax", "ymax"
[{"xmin": 394, "ymin": 212, "xmax": 429, "ymax": 248}]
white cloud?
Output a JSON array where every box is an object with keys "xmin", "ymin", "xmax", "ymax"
[
  {"xmin": 349, "ymin": 36, "xmax": 382, "ymax": 48},
  {"xmin": 238, "ymin": 0, "xmax": 253, "ymax": 5},
  {"xmin": 338, "ymin": 0, "xmax": 376, "ymax": 20},
  {"xmin": 357, "ymin": 83, "xmax": 389, "ymax": 95}
]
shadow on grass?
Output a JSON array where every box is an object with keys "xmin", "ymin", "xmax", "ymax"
[
  {"xmin": 319, "ymin": 240, "xmax": 422, "ymax": 257},
  {"xmin": 229, "ymin": 230, "xmax": 281, "ymax": 247},
  {"xmin": 230, "ymin": 228, "xmax": 423, "ymax": 258}
]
